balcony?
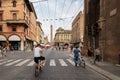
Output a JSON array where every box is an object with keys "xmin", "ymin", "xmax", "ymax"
[{"xmin": 6, "ymin": 19, "xmax": 29, "ymax": 28}]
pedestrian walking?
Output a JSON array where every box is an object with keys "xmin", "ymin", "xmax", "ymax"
[
  {"xmin": 73, "ymin": 46, "xmax": 80, "ymax": 66},
  {"xmin": 1, "ymin": 46, "xmax": 7, "ymax": 58},
  {"xmin": 94, "ymin": 47, "xmax": 101, "ymax": 64}
]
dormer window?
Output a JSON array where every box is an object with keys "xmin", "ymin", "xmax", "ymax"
[{"xmin": 13, "ymin": 0, "xmax": 16, "ymax": 7}]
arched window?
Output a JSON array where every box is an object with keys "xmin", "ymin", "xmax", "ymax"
[{"xmin": 13, "ymin": 0, "xmax": 16, "ymax": 7}]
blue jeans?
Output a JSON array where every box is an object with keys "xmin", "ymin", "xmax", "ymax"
[{"xmin": 74, "ymin": 56, "xmax": 79, "ymax": 64}]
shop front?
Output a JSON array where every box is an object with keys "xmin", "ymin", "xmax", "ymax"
[
  {"xmin": 8, "ymin": 35, "xmax": 21, "ymax": 51},
  {"xmin": 0, "ymin": 35, "xmax": 7, "ymax": 47}
]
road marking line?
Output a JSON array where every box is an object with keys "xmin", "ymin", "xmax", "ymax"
[
  {"xmin": 59, "ymin": 59, "xmax": 68, "ymax": 66},
  {"xmin": 27, "ymin": 60, "xmax": 34, "ymax": 66},
  {"xmin": 0, "ymin": 59, "xmax": 7, "ymax": 62},
  {"xmin": 15, "ymin": 59, "xmax": 30, "ymax": 66},
  {"xmin": 0, "ymin": 60, "xmax": 13, "ymax": 65},
  {"xmin": 5, "ymin": 59, "xmax": 22, "ymax": 66},
  {"xmin": 50, "ymin": 59, "xmax": 56, "ymax": 66},
  {"xmin": 66, "ymin": 59, "xmax": 75, "ymax": 66}
]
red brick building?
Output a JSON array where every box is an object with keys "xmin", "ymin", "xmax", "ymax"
[
  {"xmin": 0, "ymin": 0, "xmax": 37, "ymax": 51},
  {"xmin": 84, "ymin": 0, "xmax": 120, "ymax": 64}
]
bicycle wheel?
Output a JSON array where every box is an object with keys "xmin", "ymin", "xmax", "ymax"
[
  {"xmin": 83, "ymin": 62, "xmax": 85, "ymax": 68},
  {"xmin": 35, "ymin": 67, "xmax": 39, "ymax": 77},
  {"xmin": 82, "ymin": 60, "xmax": 85, "ymax": 68}
]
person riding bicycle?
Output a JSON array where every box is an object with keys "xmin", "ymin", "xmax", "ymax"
[
  {"xmin": 34, "ymin": 44, "xmax": 45, "ymax": 69},
  {"xmin": 73, "ymin": 46, "xmax": 80, "ymax": 66}
]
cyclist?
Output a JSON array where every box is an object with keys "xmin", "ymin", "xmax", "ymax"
[
  {"xmin": 73, "ymin": 46, "xmax": 80, "ymax": 66},
  {"xmin": 34, "ymin": 44, "xmax": 45, "ymax": 69}
]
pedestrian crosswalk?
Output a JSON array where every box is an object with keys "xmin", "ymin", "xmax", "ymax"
[
  {"xmin": 50, "ymin": 59, "xmax": 56, "ymax": 66},
  {"xmin": 0, "ymin": 58, "xmax": 75, "ymax": 67},
  {"xmin": 59, "ymin": 59, "xmax": 68, "ymax": 66}
]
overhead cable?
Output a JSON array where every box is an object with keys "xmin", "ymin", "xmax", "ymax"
[
  {"xmin": 65, "ymin": 0, "xmax": 84, "ymax": 27},
  {"xmin": 60, "ymin": 0, "xmax": 66, "ymax": 18}
]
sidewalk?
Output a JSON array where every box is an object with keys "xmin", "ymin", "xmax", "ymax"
[
  {"xmin": 69, "ymin": 54, "xmax": 120, "ymax": 80},
  {"xmin": 0, "ymin": 50, "xmax": 32, "ymax": 59}
]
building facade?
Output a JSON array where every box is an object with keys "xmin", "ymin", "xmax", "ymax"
[
  {"xmin": 84, "ymin": 0, "xmax": 120, "ymax": 64},
  {"xmin": 44, "ymin": 36, "xmax": 49, "ymax": 45},
  {"xmin": 36, "ymin": 21, "xmax": 43, "ymax": 44},
  {"xmin": 72, "ymin": 11, "xmax": 84, "ymax": 47},
  {"xmin": 0, "ymin": 0, "xmax": 38, "ymax": 51},
  {"xmin": 40, "ymin": 27, "xmax": 45, "ymax": 44},
  {"xmin": 54, "ymin": 27, "xmax": 71, "ymax": 46}
]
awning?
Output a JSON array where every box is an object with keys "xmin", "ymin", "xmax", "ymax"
[
  {"xmin": 8, "ymin": 35, "xmax": 21, "ymax": 41},
  {"xmin": 0, "ymin": 35, "xmax": 7, "ymax": 41}
]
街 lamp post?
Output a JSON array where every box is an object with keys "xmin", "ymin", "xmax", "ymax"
[{"xmin": 97, "ymin": 17, "xmax": 106, "ymax": 62}]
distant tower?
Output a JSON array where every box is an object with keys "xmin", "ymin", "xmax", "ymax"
[{"xmin": 50, "ymin": 25, "xmax": 53, "ymax": 43}]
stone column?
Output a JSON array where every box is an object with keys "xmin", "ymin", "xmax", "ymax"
[
  {"xmin": 98, "ymin": 0, "xmax": 106, "ymax": 61},
  {"xmin": 21, "ymin": 40, "xmax": 24, "ymax": 51}
]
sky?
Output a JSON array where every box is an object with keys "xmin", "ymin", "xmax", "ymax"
[{"xmin": 30, "ymin": 0, "xmax": 84, "ymax": 41}]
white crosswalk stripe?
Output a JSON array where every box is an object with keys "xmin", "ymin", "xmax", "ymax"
[
  {"xmin": 0, "ymin": 58, "xmax": 75, "ymax": 67},
  {"xmin": 50, "ymin": 59, "xmax": 56, "ymax": 66},
  {"xmin": 58, "ymin": 59, "xmax": 68, "ymax": 66},
  {"xmin": 0, "ymin": 59, "xmax": 7, "ymax": 62},
  {"xmin": 15, "ymin": 59, "xmax": 30, "ymax": 66},
  {"xmin": 66, "ymin": 59, "xmax": 75, "ymax": 66},
  {"xmin": 0, "ymin": 60, "xmax": 13, "ymax": 65},
  {"xmin": 5, "ymin": 59, "xmax": 22, "ymax": 66},
  {"xmin": 27, "ymin": 60, "xmax": 34, "ymax": 66}
]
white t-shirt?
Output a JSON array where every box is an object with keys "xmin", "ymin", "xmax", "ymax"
[{"xmin": 34, "ymin": 47, "xmax": 42, "ymax": 57}]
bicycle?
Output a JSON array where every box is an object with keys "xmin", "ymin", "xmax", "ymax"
[
  {"xmin": 78, "ymin": 57, "xmax": 86, "ymax": 68},
  {"xmin": 35, "ymin": 60, "xmax": 42, "ymax": 77}
]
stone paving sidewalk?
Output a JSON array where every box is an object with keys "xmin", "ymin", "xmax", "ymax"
[{"xmin": 69, "ymin": 53, "xmax": 120, "ymax": 80}]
